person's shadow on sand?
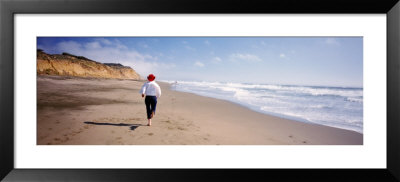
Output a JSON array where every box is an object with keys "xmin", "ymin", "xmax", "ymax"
[{"xmin": 84, "ymin": 121, "xmax": 144, "ymax": 131}]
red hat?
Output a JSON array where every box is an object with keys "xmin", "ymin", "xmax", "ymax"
[{"xmin": 147, "ymin": 74, "xmax": 155, "ymax": 81}]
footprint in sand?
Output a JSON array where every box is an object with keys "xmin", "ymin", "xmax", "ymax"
[
  {"xmin": 288, "ymin": 135, "xmax": 308, "ymax": 144},
  {"xmin": 148, "ymin": 133, "xmax": 154, "ymax": 136}
]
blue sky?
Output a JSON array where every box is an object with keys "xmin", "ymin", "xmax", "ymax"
[{"xmin": 37, "ymin": 37, "xmax": 363, "ymax": 87}]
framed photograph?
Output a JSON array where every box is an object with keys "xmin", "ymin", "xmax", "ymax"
[{"xmin": 1, "ymin": 0, "xmax": 399, "ymax": 181}]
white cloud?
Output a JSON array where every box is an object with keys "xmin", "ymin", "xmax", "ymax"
[
  {"xmin": 39, "ymin": 39, "xmax": 173, "ymax": 78},
  {"xmin": 212, "ymin": 57, "xmax": 222, "ymax": 63},
  {"xmin": 325, "ymin": 38, "xmax": 340, "ymax": 46},
  {"xmin": 279, "ymin": 53, "xmax": 286, "ymax": 58},
  {"xmin": 121, "ymin": 61, "xmax": 176, "ymax": 77},
  {"xmin": 95, "ymin": 38, "xmax": 112, "ymax": 45},
  {"xmin": 204, "ymin": 40, "xmax": 211, "ymax": 45},
  {"xmin": 55, "ymin": 41, "xmax": 82, "ymax": 53},
  {"xmin": 194, "ymin": 61, "xmax": 205, "ymax": 67},
  {"xmin": 138, "ymin": 42, "xmax": 149, "ymax": 48},
  {"xmin": 180, "ymin": 40, "xmax": 195, "ymax": 50},
  {"xmin": 114, "ymin": 41, "xmax": 128, "ymax": 49},
  {"xmin": 185, "ymin": 45, "xmax": 196, "ymax": 51},
  {"xmin": 85, "ymin": 42, "xmax": 102, "ymax": 49},
  {"xmin": 261, "ymin": 41, "xmax": 266, "ymax": 46},
  {"xmin": 230, "ymin": 53, "xmax": 262, "ymax": 62},
  {"xmin": 126, "ymin": 51, "xmax": 156, "ymax": 62}
]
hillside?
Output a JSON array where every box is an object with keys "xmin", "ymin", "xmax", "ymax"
[{"xmin": 37, "ymin": 50, "xmax": 141, "ymax": 80}]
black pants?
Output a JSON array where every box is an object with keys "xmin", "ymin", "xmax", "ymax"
[{"xmin": 145, "ymin": 96, "xmax": 157, "ymax": 119}]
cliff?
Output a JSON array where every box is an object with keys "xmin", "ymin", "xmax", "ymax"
[{"xmin": 37, "ymin": 50, "xmax": 141, "ymax": 80}]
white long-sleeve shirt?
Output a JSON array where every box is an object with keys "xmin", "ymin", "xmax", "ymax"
[{"xmin": 140, "ymin": 81, "xmax": 161, "ymax": 98}]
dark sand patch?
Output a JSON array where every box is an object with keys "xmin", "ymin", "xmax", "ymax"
[{"xmin": 37, "ymin": 92, "xmax": 132, "ymax": 110}]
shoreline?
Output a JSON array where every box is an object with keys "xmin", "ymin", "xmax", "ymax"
[
  {"xmin": 159, "ymin": 81, "xmax": 363, "ymax": 135},
  {"xmin": 163, "ymin": 81, "xmax": 363, "ymax": 135},
  {"xmin": 37, "ymin": 75, "xmax": 363, "ymax": 145}
]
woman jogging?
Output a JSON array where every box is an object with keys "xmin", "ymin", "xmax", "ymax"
[{"xmin": 140, "ymin": 74, "xmax": 161, "ymax": 126}]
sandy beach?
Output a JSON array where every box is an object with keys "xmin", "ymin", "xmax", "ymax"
[{"xmin": 37, "ymin": 75, "xmax": 363, "ymax": 145}]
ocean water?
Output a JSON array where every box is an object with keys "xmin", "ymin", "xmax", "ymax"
[{"xmin": 164, "ymin": 80, "xmax": 363, "ymax": 134}]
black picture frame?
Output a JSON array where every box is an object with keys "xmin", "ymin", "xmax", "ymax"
[{"xmin": 1, "ymin": 0, "xmax": 399, "ymax": 181}]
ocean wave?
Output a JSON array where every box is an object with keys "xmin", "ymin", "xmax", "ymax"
[
  {"xmin": 221, "ymin": 82, "xmax": 362, "ymax": 96},
  {"xmin": 345, "ymin": 97, "xmax": 363, "ymax": 103}
]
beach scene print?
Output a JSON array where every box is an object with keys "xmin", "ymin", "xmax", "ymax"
[{"xmin": 37, "ymin": 37, "xmax": 363, "ymax": 145}]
